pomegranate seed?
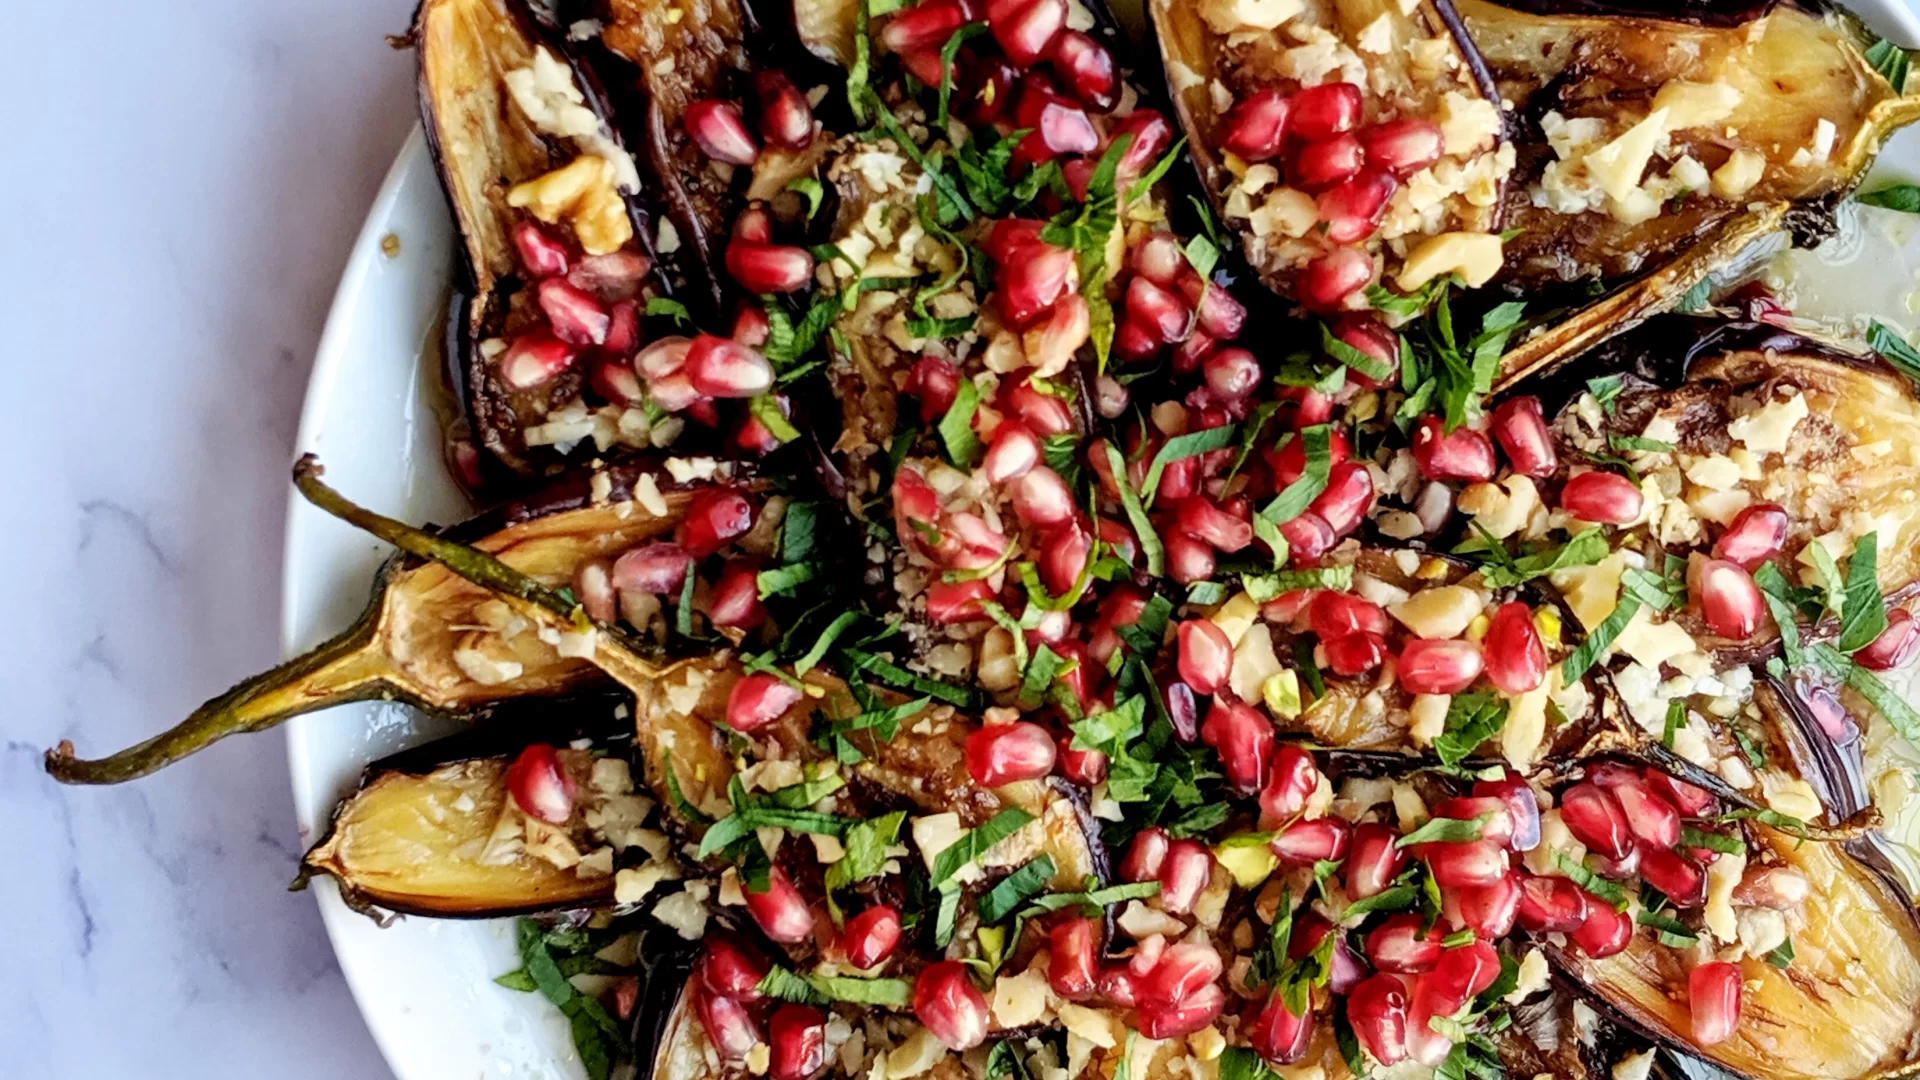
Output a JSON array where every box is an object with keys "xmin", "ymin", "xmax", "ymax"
[
  {"xmin": 1490, "ymin": 396, "xmax": 1557, "ymax": 477},
  {"xmin": 1036, "ymin": 520, "xmax": 1091, "ymax": 594},
  {"xmin": 1289, "ymin": 915, "xmax": 1368, "ymax": 992},
  {"xmin": 1027, "ymin": 293, "xmax": 1092, "ymax": 376},
  {"xmin": 695, "ymin": 990, "xmax": 761, "ymax": 1059},
  {"xmin": 1047, "ymin": 30, "xmax": 1116, "ymax": 110},
  {"xmin": 1010, "ymin": 466, "xmax": 1074, "ymax": 529},
  {"xmin": 1300, "ymin": 247, "xmax": 1375, "ymax": 311},
  {"xmin": 1357, "ymin": 118, "xmax": 1444, "ymax": 178},
  {"xmin": 684, "ymin": 334, "xmax": 774, "ymax": 398},
  {"xmin": 914, "ymin": 962, "xmax": 989, "ymax": 1050},
  {"xmin": 1737, "ymin": 865, "xmax": 1810, "ymax": 909},
  {"xmin": 745, "ymin": 865, "xmax": 816, "ymax": 943},
  {"xmin": 1187, "ymin": 282, "xmax": 1247, "ymax": 342},
  {"xmin": 499, "ymin": 332, "xmax": 578, "ymax": 389},
  {"xmin": 1560, "ymin": 470, "xmax": 1643, "ymax": 524},
  {"xmin": 1398, "ymin": 638, "xmax": 1484, "ymax": 694},
  {"xmin": 1113, "ymin": 109, "xmax": 1175, "ymax": 174},
  {"xmin": 591, "ymin": 352, "xmax": 645, "ymax": 407},
  {"xmin": 1598, "ymin": 774, "xmax": 1681, "ymax": 849},
  {"xmin": 1142, "ymin": 941, "xmax": 1222, "ymax": 1006},
  {"xmin": 1515, "ymin": 872, "xmax": 1589, "ymax": 932},
  {"xmin": 981, "ymin": 423, "xmax": 1040, "ymax": 484},
  {"xmin": 1158, "ymin": 838, "xmax": 1214, "ymax": 914},
  {"xmin": 636, "ymin": 335, "xmax": 692, "ymax": 379},
  {"xmin": 1136, "ymin": 983, "xmax": 1226, "ymax": 1039},
  {"xmin": 1310, "ymin": 590, "xmax": 1387, "ymax": 639},
  {"xmin": 1366, "ymin": 914, "xmax": 1445, "ymax": 973},
  {"xmin": 727, "ymin": 673, "xmax": 805, "ymax": 733},
  {"xmin": 1021, "ymin": 98, "xmax": 1100, "ymax": 162},
  {"xmin": 512, "ymin": 220, "xmax": 572, "ymax": 278},
  {"xmin": 755, "ymin": 72, "xmax": 814, "ymax": 151},
  {"xmin": 1006, "ymin": 378, "xmax": 1075, "ymax": 435},
  {"xmin": 1481, "ymin": 602, "xmax": 1546, "ymax": 694},
  {"xmin": 1330, "ymin": 314, "xmax": 1399, "ymax": 389},
  {"xmin": 1094, "ymin": 374, "xmax": 1129, "ymax": 419},
  {"xmin": 1349, "ymin": 974, "xmax": 1411, "ymax": 1066},
  {"xmin": 679, "ymin": 489, "xmax": 754, "ymax": 557},
  {"xmin": 1249, "ymin": 992, "xmax": 1313, "ymax": 1065},
  {"xmin": 1454, "ymin": 873, "xmax": 1522, "ymax": 938},
  {"xmin": 1646, "ymin": 769, "xmax": 1718, "ymax": 818},
  {"xmin": 1167, "ymin": 531, "xmax": 1216, "ymax": 583},
  {"xmin": 1689, "ymin": 961, "xmax": 1744, "ymax": 1047},
  {"xmin": 1431, "ymin": 938, "xmax": 1501, "ymax": 1001},
  {"xmin": 925, "ymin": 579, "xmax": 996, "ymax": 623},
  {"xmin": 1177, "ymin": 498, "xmax": 1253, "ymax": 553},
  {"xmin": 1122, "ymin": 826, "xmax": 1170, "ymax": 882},
  {"xmin": 1323, "ymin": 631, "xmax": 1388, "ymax": 676},
  {"xmin": 996, "ymin": 244, "xmax": 1076, "ymax": 328},
  {"xmin": 1258, "ymin": 745, "xmax": 1321, "ymax": 824},
  {"xmin": 1694, "ymin": 559, "xmax": 1763, "ymax": 640},
  {"xmin": 1095, "ymin": 965, "xmax": 1141, "ymax": 1007},
  {"xmin": 839, "ymin": 905, "xmax": 903, "ymax": 969},
  {"xmin": 1472, "ymin": 771, "xmax": 1542, "ymax": 851},
  {"xmin": 611, "ymin": 542, "xmax": 692, "ymax": 595},
  {"xmin": 1292, "ymin": 133, "xmax": 1365, "ymax": 193},
  {"xmin": 685, "ymin": 100, "xmax": 758, "ymax": 165},
  {"xmin": 1275, "ymin": 384, "xmax": 1336, "ymax": 429},
  {"xmin": 572, "ymin": 253, "xmax": 649, "ymax": 307},
  {"xmin": 1177, "ymin": 619, "xmax": 1233, "ymax": 694},
  {"xmin": 505, "ymin": 744, "xmax": 576, "ymax": 824},
  {"xmin": 1570, "ymin": 897, "xmax": 1632, "ymax": 957},
  {"xmin": 1049, "ymin": 916, "xmax": 1100, "ymax": 999},
  {"xmin": 1560, "ymin": 783, "xmax": 1633, "ymax": 860},
  {"xmin": 1640, "ymin": 847, "xmax": 1707, "ymax": 907},
  {"xmin": 1588, "ymin": 846, "xmax": 1640, "ymax": 880},
  {"xmin": 1714, "ymin": 503, "xmax": 1789, "ymax": 568},
  {"xmin": 1858, "ymin": 608, "xmax": 1920, "ymax": 671},
  {"xmin": 1132, "ymin": 232, "xmax": 1184, "ymax": 283},
  {"xmin": 1057, "ymin": 732, "xmax": 1108, "ymax": 785},
  {"xmin": 1218, "ymin": 89, "xmax": 1290, "ymax": 160},
  {"xmin": 575, "ymin": 559, "xmax": 618, "ymax": 624},
  {"xmin": 1290, "ymin": 82, "xmax": 1362, "ymax": 140},
  {"xmin": 708, "ymin": 560, "xmax": 767, "ymax": 630},
  {"xmin": 1202, "ymin": 347, "xmax": 1262, "ymax": 401},
  {"xmin": 1202, "ymin": 698, "xmax": 1275, "ymax": 794},
  {"xmin": 966, "ymin": 721, "xmax": 1058, "ymax": 786},
  {"xmin": 1113, "ymin": 317, "xmax": 1162, "ymax": 361},
  {"xmin": 767, "ymin": 1005, "xmax": 827, "ymax": 1080},
  {"xmin": 1271, "ymin": 818, "xmax": 1352, "ymax": 865},
  {"xmin": 1425, "ymin": 839, "xmax": 1509, "ymax": 887},
  {"xmin": 906, "ymin": 357, "xmax": 961, "ymax": 425},
  {"xmin": 1412, "ymin": 416, "xmax": 1496, "ymax": 482},
  {"xmin": 988, "ymin": 0, "xmax": 1066, "ymax": 66},
  {"xmin": 1406, "ymin": 974, "xmax": 1459, "ymax": 1067},
  {"xmin": 733, "ymin": 208, "xmax": 774, "ymax": 243},
  {"xmin": 1346, "ymin": 822, "xmax": 1407, "ymax": 899},
  {"xmin": 1433, "ymin": 796, "xmax": 1516, "ymax": 848},
  {"xmin": 1319, "ymin": 169, "xmax": 1398, "ymax": 244},
  {"xmin": 701, "ymin": 937, "xmax": 769, "ymax": 999},
  {"xmin": 1126, "ymin": 275, "xmax": 1193, "ymax": 343},
  {"xmin": 983, "ymin": 218, "xmax": 1049, "ymax": 264},
  {"xmin": 727, "ymin": 240, "xmax": 815, "ymax": 294},
  {"xmin": 881, "ymin": 0, "xmax": 976, "ymax": 51}
]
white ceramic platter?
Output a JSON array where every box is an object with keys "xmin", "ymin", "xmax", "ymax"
[{"xmin": 286, "ymin": 6, "xmax": 1920, "ymax": 1077}]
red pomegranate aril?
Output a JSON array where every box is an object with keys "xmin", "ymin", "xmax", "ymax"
[
  {"xmin": 1029, "ymin": 100, "xmax": 1100, "ymax": 160},
  {"xmin": 1259, "ymin": 745, "xmax": 1321, "ymax": 824},
  {"xmin": 733, "ymin": 207, "xmax": 774, "ymax": 243},
  {"xmin": 1176, "ymin": 619, "xmax": 1234, "ymax": 694},
  {"xmin": 1695, "ymin": 559, "xmax": 1764, "ymax": 640},
  {"xmin": 897, "ymin": 44, "xmax": 950, "ymax": 85},
  {"xmin": 1164, "ymin": 531, "xmax": 1213, "ymax": 583},
  {"xmin": 604, "ymin": 296, "xmax": 643, "ymax": 353},
  {"xmin": 1433, "ymin": 796, "xmax": 1515, "ymax": 848},
  {"xmin": 505, "ymin": 744, "xmax": 576, "ymax": 824},
  {"xmin": 1058, "ymin": 731, "xmax": 1109, "ymax": 784},
  {"xmin": 575, "ymin": 558, "xmax": 618, "ymax": 624},
  {"xmin": 1319, "ymin": 169, "xmax": 1398, "ymax": 244},
  {"xmin": 1323, "ymin": 631, "xmax": 1388, "ymax": 676},
  {"xmin": 1289, "ymin": 81, "xmax": 1362, "ymax": 139},
  {"xmin": 1187, "ymin": 279, "xmax": 1248, "ymax": 340},
  {"xmin": 1689, "ymin": 961, "xmax": 1744, "ymax": 1047},
  {"xmin": 767, "ymin": 1005, "xmax": 827, "ymax": 1080},
  {"xmin": 1094, "ymin": 965, "xmax": 1141, "ymax": 1007},
  {"xmin": 1137, "ymin": 983, "xmax": 1225, "ymax": 1039},
  {"xmin": 1158, "ymin": 838, "xmax": 1214, "ymax": 914},
  {"xmin": 1561, "ymin": 470, "xmax": 1643, "ymax": 524},
  {"xmin": 1300, "ymin": 247, "xmax": 1373, "ymax": 311},
  {"xmin": 636, "ymin": 335, "xmax": 692, "ymax": 379},
  {"xmin": 499, "ymin": 332, "xmax": 578, "ymax": 389},
  {"xmin": 755, "ymin": 71, "xmax": 814, "ymax": 151},
  {"xmin": 1249, "ymin": 992, "xmax": 1313, "ymax": 1065},
  {"xmin": 1514, "ymin": 872, "xmax": 1589, "ymax": 932},
  {"xmin": 1482, "ymin": 601, "xmax": 1546, "ymax": 694},
  {"xmin": 982, "ymin": 423, "xmax": 1040, "ymax": 484},
  {"xmin": 1218, "ymin": 88, "xmax": 1290, "ymax": 160},
  {"xmin": 1571, "ymin": 898, "xmax": 1633, "ymax": 958},
  {"xmin": 727, "ymin": 240, "xmax": 815, "ymax": 294},
  {"xmin": 1113, "ymin": 108, "xmax": 1174, "ymax": 175},
  {"xmin": 727, "ymin": 673, "xmax": 805, "ymax": 733},
  {"xmin": 1011, "ymin": 466, "xmax": 1074, "ymax": 529},
  {"xmin": 1201, "ymin": 347, "xmax": 1261, "ymax": 401},
  {"xmin": 1858, "ymin": 608, "xmax": 1920, "ymax": 671},
  {"xmin": 1202, "ymin": 698, "xmax": 1274, "ymax": 793},
  {"xmin": 1177, "ymin": 498, "xmax": 1254, "ymax": 553},
  {"xmin": 984, "ymin": 218, "xmax": 1048, "ymax": 263},
  {"xmin": 1346, "ymin": 822, "xmax": 1408, "ymax": 899},
  {"xmin": 1126, "ymin": 275, "xmax": 1193, "ymax": 343},
  {"xmin": 988, "ymin": 0, "xmax": 1067, "ymax": 66},
  {"xmin": 708, "ymin": 560, "xmax": 767, "ymax": 630},
  {"xmin": 685, "ymin": 334, "xmax": 775, "ymax": 398},
  {"xmin": 1006, "ymin": 378, "xmax": 1075, "ymax": 435},
  {"xmin": 1605, "ymin": 777, "xmax": 1682, "ymax": 850},
  {"xmin": 881, "ymin": 0, "xmax": 976, "ymax": 52},
  {"xmin": 1049, "ymin": 916, "xmax": 1100, "ymax": 999},
  {"xmin": 1271, "ymin": 817, "xmax": 1351, "ymax": 865},
  {"xmin": 907, "ymin": 356, "xmax": 961, "ymax": 424},
  {"xmin": 1714, "ymin": 503, "xmax": 1789, "ymax": 568},
  {"xmin": 696, "ymin": 990, "xmax": 761, "ymax": 1059},
  {"xmin": 1473, "ymin": 771, "xmax": 1542, "ymax": 851},
  {"xmin": 1640, "ymin": 847, "xmax": 1707, "ymax": 907},
  {"xmin": 1397, "ymin": 638, "xmax": 1484, "ymax": 695},
  {"xmin": 680, "ymin": 489, "xmax": 754, "ymax": 557},
  {"xmin": 1431, "ymin": 938, "xmax": 1501, "ymax": 1002},
  {"xmin": 685, "ymin": 99, "xmax": 759, "ymax": 165},
  {"xmin": 1588, "ymin": 846, "xmax": 1640, "ymax": 880},
  {"xmin": 1490, "ymin": 396, "xmax": 1557, "ymax": 477},
  {"xmin": 1349, "ymin": 973, "xmax": 1411, "ymax": 1066},
  {"xmin": 701, "ymin": 937, "xmax": 770, "ymax": 1000},
  {"xmin": 997, "ymin": 243, "xmax": 1076, "ymax": 328},
  {"xmin": 1367, "ymin": 914, "xmax": 1445, "ymax": 973},
  {"xmin": 1425, "ymin": 839, "xmax": 1509, "ymax": 888},
  {"xmin": 612, "ymin": 542, "xmax": 693, "ymax": 595},
  {"xmin": 914, "ymin": 962, "xmax": 989, "ymax": 1050},
  {"xmin": 1123, "ymin": 826, "xmax": 1170, "ymax": 882},
  {"xmin": 1274, "ymin": 512, "xmax": 1335, "ymax": 566},
  {"xmin": 1028, "ymin": 292, "xmax": 1092, "ymax": 375},
  {"xmin": 1412, "ymin": 416, "xmax": 1497, "ymax": 482},
  {"xmin": 1330, "ymin": 314, "xmax": 1399, "ymax": 389},
  {"xmin": 1291, "ymin": 133, "xmax": 1365, "ymax": 193},
  {"xmin": 591, "ymin": 354, "xmax": 646, "ymax": 407},
  {"xmin": 925, "ymin": 579, "xmax": 996, "ymax": 623},
  {"xmin": 512, "ymin": 220, "xmax": 572, "ymax": 279},
  {"xmin": 966, "ymin": 721, "xmax": 1059, "ymax": 786},
  {"xmin": 1143, "ymin": 941, "xmax": 1222, "ymax": 1006},
  {"xmin": 1047, "ymin": 30, "xmax": 1117, "ymax": 111},
  {"xmin": 1132, "ymin": 232, "xmax": 1185, "ymax": 284},
  {"xmin": 745, "ymin": 865, "xmax": 816, "ymax": 943},
  {"xmin": 1275, "ymin": 384, "xmax": 1336, "ymax": 430},
  {"xmin": 1357, "ymin": 118, "xmax": 1444, "ymax": 178},
  {"xmin": 1454, "ymin": 873, "xmax": 1522, "ymax": 938},
  {"xmin": 1647, "ymin": 770, "xmax": 1719, "ymax": 818},
  {"xmin": 1037, "ymin": 520, "xmax": 1091, "ymax": 593},
  {"xmin": 1093, "ymin": 374, "xmax": 1130, "ymax": 420},
  {"xmin": 1560, "ymin": 782, "xmax": 1633, "ymax": 859},
  {"xmin": 1310, "ymin": 590, "xmax": 1387, "ymax": 639},
  {"xmin": 840, "ymin": 905, "xmax": 903, "ymax": 969}
]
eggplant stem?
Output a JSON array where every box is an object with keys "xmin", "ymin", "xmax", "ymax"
[{"xmin": 45, "ymin": 605, "xmax": 402, "ymax": 784}]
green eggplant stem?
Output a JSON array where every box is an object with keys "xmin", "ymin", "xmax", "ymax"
[{"xmin": 45, "ymin": 603, "xmax": 400, "ymax": 784}]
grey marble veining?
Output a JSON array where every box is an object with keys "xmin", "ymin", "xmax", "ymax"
[{"xmin": 0, "ymin": 1, "xmax": 418, "ymax": 1075}]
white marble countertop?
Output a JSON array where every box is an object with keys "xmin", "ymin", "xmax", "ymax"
[{"xmin": 3, "ymin": 1, "xmax": 415, "ymax": 1075}]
